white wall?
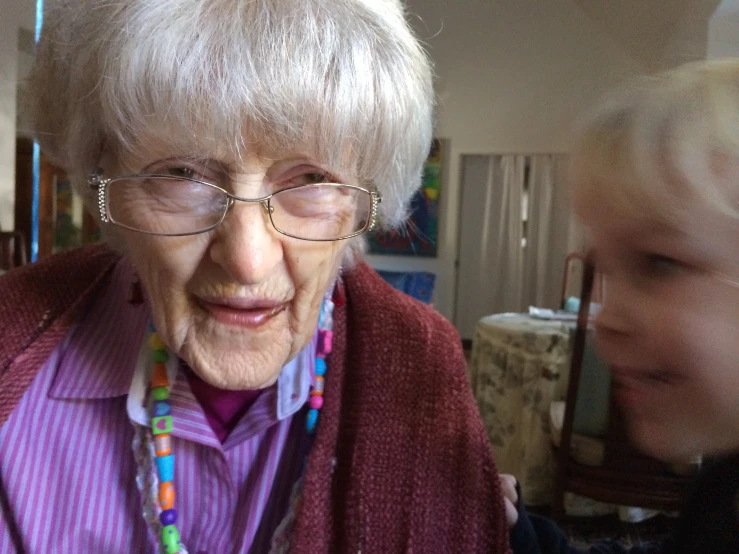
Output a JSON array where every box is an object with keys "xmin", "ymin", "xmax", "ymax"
[
  {"xmin": 368, "ymin": 0, "xmax": 648, "ymax": 321},
  {"xmin": 708, "ymin": 1, "xmax": 739, "ymax": 57},
  {"xmin": 572, "ymin": 0, "xmax": 718, "ymax": 71},
  {"xmin": 0, "ymin": 0, "xmax": 36, "ymax": 231},
  {"xmin": 0, "ymin": 1, "xmax": 20, "ymax": 230},
  {"xmin": 659, "ymin": 8, "xmax": 714, "ymax": 69},
  {"xmin": 16, "ymin": 46, "xmax": 35, "ymax": 138}
]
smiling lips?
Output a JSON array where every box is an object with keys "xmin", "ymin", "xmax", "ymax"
[
  {"xmin": 197, "ymin": 296, "xmax": 288, "ymax": 328},
  {"xmin": 610, "ymin": 366, "xmax": 678, "ymax": 407}
]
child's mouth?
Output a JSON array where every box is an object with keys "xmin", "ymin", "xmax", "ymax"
[{"xmin": 610, "ymin": 366, "xmax": 679, "ymax": 406}]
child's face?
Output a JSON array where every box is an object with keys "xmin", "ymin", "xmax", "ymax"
[{"xmin": 581, "ymin": 195, "xmax": 739, "ymax": 462}]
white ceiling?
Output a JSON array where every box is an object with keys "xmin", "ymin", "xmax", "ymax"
[
  {"xmin": 715, "ymin": 0, "xmax": 739, "ymax": 13},
  {"xmin": 573, "ymin": 0, "xmax": 725, "ymax": 70}
]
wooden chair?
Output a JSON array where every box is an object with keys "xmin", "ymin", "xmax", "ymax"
[
  {"xmin": 551, "ymin": 255, "xmax": 695, "ymax": 521},
  {"xmin": 560, "ymin": 252, "xmax": 604, "ymax": 309},
  {"xmin": 0, "ymin": 231, "xmax": 28, "ymax": 271}
]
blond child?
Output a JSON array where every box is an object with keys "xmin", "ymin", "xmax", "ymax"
[{"xmin": 507, "ymin": 59, "xmax": 739, "ymax": 554}]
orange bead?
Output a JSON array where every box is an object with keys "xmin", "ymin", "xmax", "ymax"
[
  {"xmin": 154, "ymin": 433, "xmax": 172, "ymax": 457},
  {"xmin": 159, "ymin": 482, "xmax": 175, "ymax": 510},
  {"xmin": 151, "ymin": 363, "xmax": 169, "ymax": 388}
]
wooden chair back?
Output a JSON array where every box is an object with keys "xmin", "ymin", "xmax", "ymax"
[
  {"xmin": 560, "ymin": 252, "xmax": 604, "ymax": 309},
  {"xmin": 0, "ymin": 231, "xmax": 28, "ymax": 271}
]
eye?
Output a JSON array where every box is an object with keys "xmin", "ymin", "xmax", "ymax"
[
  {"xmin": 166, "ymin": 167, "xmax": 197, "ymax": 179},
  {"xmin": 163, "ymin": 166, "xmax": 218, "ymax": 183},
  {"xmin": 641, "ymin": 253, "xmax": 686, "ymax": 278},
  {"xmin": 289, "ymin": 172, "xmax": 331, "ymax": 187},
  {"xmin": 146, "ymin": 159, "xmax": 223, "ymax": 185}
]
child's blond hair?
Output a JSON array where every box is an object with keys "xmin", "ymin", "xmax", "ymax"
[{"xmin": 569, "ymin": 59, "xmax": 739, "ymax": 225}]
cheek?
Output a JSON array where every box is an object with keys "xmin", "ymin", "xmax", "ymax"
[
  {"xmin": 123, "ymin": 233, "xmax": 210, "ymax": 299},
  {"xmin": 284, "ymin": 242, "xmax": 345, "ymax": 313},
  {"xmin": 667, "ymin": 282, "xmax": 737, "ymax": 357},
  {"xmin": 680, "ymin": 317, "xmax": 739, "ymax": 379},
  {"xmin": 655, "ymin": 308, "xmax": 739, "ymax": 432}
]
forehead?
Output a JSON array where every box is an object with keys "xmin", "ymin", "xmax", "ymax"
[
  {"xmin": 110, "ymin": 128, "xmax": 356, "ymax": 180},
  {"xmin": 580, "ymin": 193, "xmax": 738, "ymax": 262}
]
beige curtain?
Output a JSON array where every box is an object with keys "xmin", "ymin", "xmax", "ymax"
[
  {"xmin": 456, "ymin": 155, "xmax": 525, "ymax": 339},
  {"xmin": 455, "ymin": 154, "xmax": 582, "ymax": 339},
  {"xmin": 523, "ymin": 154, "xmax": 585, "ymax": 309}
]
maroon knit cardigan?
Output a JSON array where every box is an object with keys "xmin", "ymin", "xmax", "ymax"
[{"xmin": 0, "ymin": 244, "xmax": 510, "ymax": 553}]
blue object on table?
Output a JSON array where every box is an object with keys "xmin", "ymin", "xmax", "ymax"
[
  {"xmin": 376, "ymin": 270, "xmax": 436, "ymax": 304},
  {"xmin": 564, "ymin": 296, "xmax": 602, "ymax": 316},
  {"xmin": 564, "ymin": 296, "xmax": 580, "ymax": 314}
]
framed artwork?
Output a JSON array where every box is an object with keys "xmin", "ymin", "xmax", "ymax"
[
  {"xmin": 368, "ymin": 138, "xmax": 443, "ymax": 257},
  {"xmin": 53, "ymin": 177, "xmax": 82, "ymax": 252},
  {"xmin": 53, "ymin": 176, "xmax": 101, "ymax": 254}
]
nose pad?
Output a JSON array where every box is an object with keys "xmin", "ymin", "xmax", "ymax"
[
  {"xmin": 223, "ymin": 198, "xmax": 272, "ymax": 222},
  {"xmin": 222, "ymin": 196, "xmax": 236, "ymax": 216},
  {"xmin": 261, "ymin": 200, "xmax": 274, "ymax": 215}
]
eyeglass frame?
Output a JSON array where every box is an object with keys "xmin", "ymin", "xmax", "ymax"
[{"xmin": 88, "ymin": 170, "xmax": 382, "ymax": 242}]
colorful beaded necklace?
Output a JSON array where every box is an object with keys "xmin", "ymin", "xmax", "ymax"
[{"xmin": 145, "ymin": 294, "xmax": 335, "ymax": 554}]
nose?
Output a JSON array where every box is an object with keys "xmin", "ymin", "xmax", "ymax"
[
  {"xmin": 593, "ymin": 275, "xmax": 636, "ymax": 349},
  {"xmin": 209, "ymin": 200, "xmax": 283, "ymax": 285}
]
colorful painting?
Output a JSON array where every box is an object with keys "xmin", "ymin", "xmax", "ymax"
[
  {"xmin": 53, "ymin": 178, "xmax": 82, "ymax": 252},
  {"xmin": 368, "ymin": 138, "xmax": 442, "ymax": 257}
]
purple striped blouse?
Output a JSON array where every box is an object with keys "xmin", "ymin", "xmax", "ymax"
[{"xmin": 0, "ymin": 260, "xmax": 314, "ymax": 553}]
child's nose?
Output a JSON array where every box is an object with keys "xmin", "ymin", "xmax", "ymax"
[{"xmin": 593, "ymin": 276, "xmax": 634, "ymax": 345}]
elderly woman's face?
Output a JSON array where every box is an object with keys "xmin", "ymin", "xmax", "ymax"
[{"xmin": 110, "ymin": 150, "xmax": 348, "ymax": 390}]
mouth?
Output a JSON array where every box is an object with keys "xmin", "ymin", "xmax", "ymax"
[
  {"xmin": 610, "ymin": 366, "xmax": 680, "ymax": 406},
  {"xmin": 195, "ymin": 296, "xmax": 288, "ymax": 329}
]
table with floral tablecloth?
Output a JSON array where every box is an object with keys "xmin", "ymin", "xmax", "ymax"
[
  {"xmin": 470, "ymin": 314, "xmax": 665, "ymax": 521},
  {"xmin": 469, "ymin": 313, "xmax": 575, "ymax": 506}
]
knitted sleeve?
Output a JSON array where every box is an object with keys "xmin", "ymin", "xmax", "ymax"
[{"xmin": 407, "ymin": 311, "xmax": 511, "ymax": 554}]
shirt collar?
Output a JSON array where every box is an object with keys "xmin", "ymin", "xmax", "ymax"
[
  {"xmin": 48, "ymin": 258, "xmax": 148, "ymax": 399},
  {"xmin": 126, "ymin": 328, "xmax": 314, "ymax": 428}
]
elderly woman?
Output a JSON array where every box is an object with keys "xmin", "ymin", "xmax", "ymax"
[{"xmin": 0, "ymin": 1, "xmax": 509, "ymax": 553}]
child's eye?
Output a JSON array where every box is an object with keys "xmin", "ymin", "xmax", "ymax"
[{"xmin": 642, "ymin": 254, "xmax": 685, "ymax": 278}]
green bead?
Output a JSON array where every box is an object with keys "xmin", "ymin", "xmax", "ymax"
[
  {"xmin": 152, "ymin": 386, "xmax": 169, "ymax": 401},
  {"xmin": 161, "ymin": 524, "xmax": 181, "ymax": 553},
  {"xmin": 152, "ymin": 415, "xmax": 173, "ymax": 435},
  {"xmin": 152, "ymin": 350, "xmax": 169, "ymax": 363}
]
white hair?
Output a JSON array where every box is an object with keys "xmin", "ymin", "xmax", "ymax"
[
  {"xmin": 569, "ymin": 58, "xmax": 739, "ymax": 224},
  {"xmin": 28, "ymin": 0, "xmax": 435, "ymax": 232}
]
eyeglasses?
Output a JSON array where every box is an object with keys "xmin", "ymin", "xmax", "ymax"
[{"xmin": 88, "ymin": 172, "xmax": 381, "ymax": 241}]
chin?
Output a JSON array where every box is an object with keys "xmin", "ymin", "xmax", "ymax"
[
  {"xmin": 627, "ymin": 419, "xmax": 703, "ymax": 464},
  {"xmin": 188, "ymin": 351, "xmax": 284, "ymax": 390},
  {"xmin": 182, "ymin": 326, "xmax": 294, "ymax": 391}
]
